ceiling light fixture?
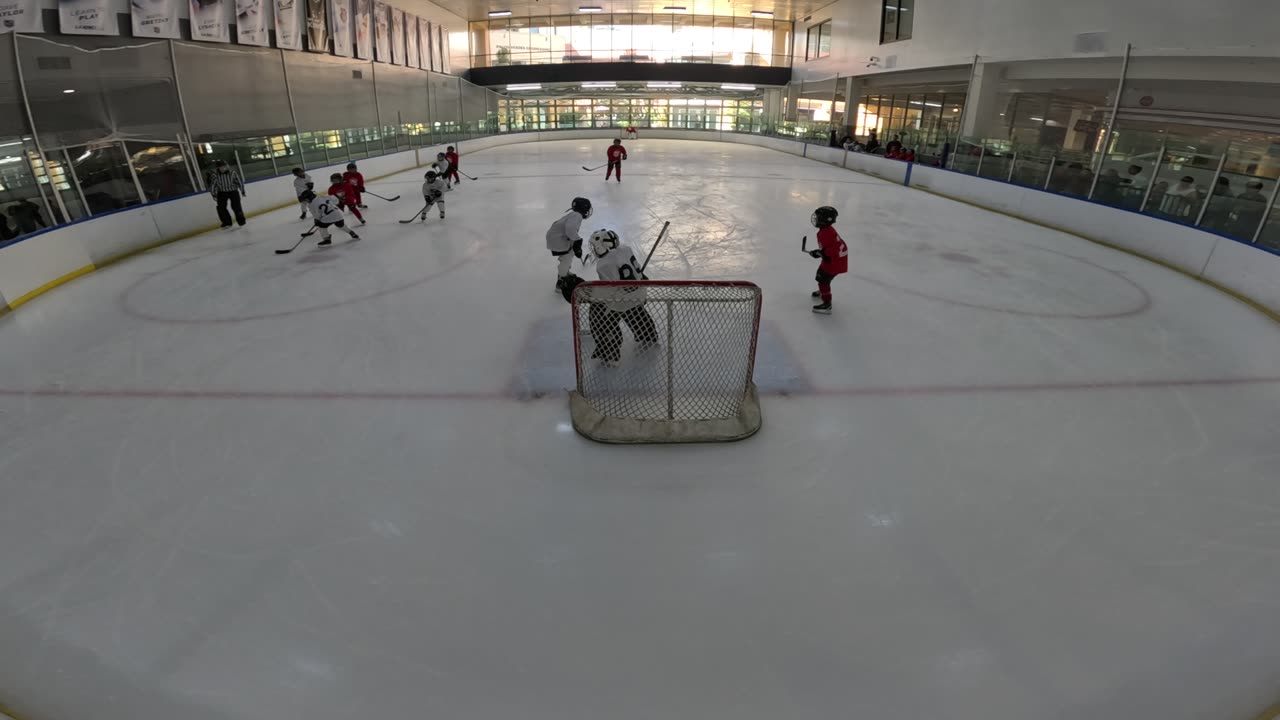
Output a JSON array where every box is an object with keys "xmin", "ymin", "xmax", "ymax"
[
  {"xmin": 578, "ymin": 5, "xmax": 603, "ymax": 11},
  {"xmin": 488, "ymin": 9, "xmax": 512, "ymax": 16},
  {"xmin": 647, "ymin": 82, "xmax": 682, "ymax": 88},
  {"xmin": 662, "ymin": 5, "xmax": 687, "ymax": 11},
  {"xmin": 750, "ymin": 10, "xmax": 772, "ymax": 16},
  {"xmin": 63, "ymin": 88, "xmax": 76, "ymax": 94},
  {"xmin": 506, "ymin": 83, "xmax": 542, "ymax": 91},
  {"xmin": 721, "ymin": 83, "xmax": 756, "ymax": 91},
  {"xmin": 582, "ymin": 81, "xmax": 617, "ymax": 88}
]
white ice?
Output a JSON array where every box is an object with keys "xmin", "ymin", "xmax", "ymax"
[{"xmin": 2, "ymin": 139, "xmax": 1280, "ymax": 720}]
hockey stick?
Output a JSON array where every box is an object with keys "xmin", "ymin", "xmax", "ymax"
[
  {"xmin": 582, "ymin": 164, "xmax": 607, "ymax": 172},
  {"xmin": 275, "ymin": 226, "xmax": 319, "ymax": 254},
  {"xmin": 458, "ymin": 170, "xmax": 477, "ymax": 180},
  {"xmin": 363, "ymin": 190, "xmax": 401, "ymax": 202},
  {"xmin": 398, "ymin": 204, "xmax": 429, "ymax": 224},
  {"xmin": 638, "ymin": 221, "xmax": 671, "ymax": 274}
]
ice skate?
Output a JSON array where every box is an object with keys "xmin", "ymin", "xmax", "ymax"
[{"xmin": 812, "ymin": 302, "xmax": 832, "ymax": 315}]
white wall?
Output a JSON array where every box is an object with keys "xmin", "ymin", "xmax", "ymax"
[
  {"xmin": 793, "ymin": 0, "xmax": 1280, "ymax": 82},
  {"xmin": 3, "ymin": 131, "xmax": 1277, "ymax": 321}
]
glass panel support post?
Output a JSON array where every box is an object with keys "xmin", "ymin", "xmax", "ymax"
[
  {"xmin": 1253, "ymin": 173, "xmax": 1280, "ymax": 244},
  {"xmin": 1043, "ymin": 155, "xmax": 1056, "ymax": 190},
  {"xmin": 1194, "ymin": 151, "xmax": 1228, "ymax": 227},
  {"xmin": 1139, "ymin": 140, "xmax": 1166, "ymax": 213}
]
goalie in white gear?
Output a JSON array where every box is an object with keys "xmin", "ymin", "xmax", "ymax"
[
  {"xmin": 301, "ymin": 189, "xmax": 360, "ymax": 246},
  {"xmin": 420, "ymin": 170, "xmax": 448, "ymax": 221},
  {"xmin": 585, "ymin": 228, "xmax": 659, "ymax": 365}
]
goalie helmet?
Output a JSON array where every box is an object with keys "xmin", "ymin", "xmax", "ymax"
[
  {"xmin": 590, "ymin": 229, "xmax": 619, "ymax": 257},
  {"xmin": 811, "ymin": 206, "xmax": 839, "ymax": 228},
  {"xmin": 570, "ymin": 197, "xmax": 593, "ymax": 218},
  {"xmin": 330, "ymin": 172, "xmax": 344, "ymax": 183}
]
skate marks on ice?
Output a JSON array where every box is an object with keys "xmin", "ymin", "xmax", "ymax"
[
  {"xmin": 507, "ymin": 316, "xmax": 809, "ymax": 400},
  {"xmin": 118, "ymin": 227, "xmax": 484, "ymax": 324}
]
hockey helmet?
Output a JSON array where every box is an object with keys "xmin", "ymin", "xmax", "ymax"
[
  {"xmin": 436, "ymin": 152, "xmax": 447, "ymax": 159},
  {"xmin": 346, "ymin": 162, "xmax": 357, "ymax": 170},
  {"xmin": 590, "ymin": 229, "xmax": 619, "ymax": 257},
  {"xmin": 291, "ymin": 167, "xmax": 305, "ymax": 176},
  {"xmin": 571, "ymin": 197, "xmax": 593, "ymax": 218},
  {"xmin": 811, "ymin": 206, "xmax": 839, "ymax": 228},
  {"xmin": 425, "ymin": 170, "xmax": 438, "ymax": 180},
  {"xmin": 330, "ymin": 172, "xmax": 344, "ymax": 183}
]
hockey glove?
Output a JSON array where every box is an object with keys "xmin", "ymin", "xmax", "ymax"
[
  {"xmin": 572, "ymin": 239, "xmax": 583, "ymax": 259},
  {"xmin": 809, "ymin": 249, "xmax": 823, "ymax": 259}
]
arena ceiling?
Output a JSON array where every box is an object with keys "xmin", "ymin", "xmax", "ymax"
[{"xmin": 434, "ymin": 0, "xmax": 830, "ymax": 22}]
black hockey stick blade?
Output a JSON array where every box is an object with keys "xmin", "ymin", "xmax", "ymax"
[
  {"xmin": 277, "ymin": 226, "xmax": 318, "ymax": 253},
  {"xmin": 639, "ymin": 220, "xmax": 671, "ymax": 274},
  {"xmin": 459, "ymin": 171, "xmax": 477, "ymax": 180},
  {"xmin": 582, "ymin": 164, "xmax": 607, "ymax": 172},
  {"xmin": 801, "ymin": 235, "xmax": 808, "ymax": 252},
  {"xmin": 399, "ymin": 204, "xmax": 429, "ymax": 223},
  {"xmin": 364, "ymin": 191, "xmax": 401, "ymax": 202}
]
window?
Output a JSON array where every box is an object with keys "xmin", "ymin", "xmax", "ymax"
[
  {"xmin": 805, "ymin": 20, "xmax": 831, "ymax": 61},
  {"xmin": 881, "ymin": 0, "xmax": 913, "ymax": 43}
]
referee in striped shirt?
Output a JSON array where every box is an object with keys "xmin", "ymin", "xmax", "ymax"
[{"xmin": 208, "ymin": 159, "xmax": 246, "ymax": 229}]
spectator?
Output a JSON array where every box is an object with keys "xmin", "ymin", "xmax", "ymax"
[
  {"xmin": 903, "ymin": 148, "xmax": 916, "ymax": 163},
  {"xmin": 864, "ymin": 129, "xmax": 880, "ymax": 154},
  {"xmin": 829, "ymin": 130, "xmax": 840, "ymax": 148},
  {"xmin": 207, "ymin": 159, "xmax": 246, "ymax": 229},
  {"xmin": 886, "ymin": 134, "xmax": 903, "ymax": 155},
  {"xmin": 1167, "ymin": 175, "xmax": 1198, "ymax": 200},
  {"xmin": 840, "ymin": 134, "xmax": 855, "ymax": 149},
  {"xmin": 1161, "ymin": 175, "xmax": 1199, "ymax": 219},
  {"xmin": 1062, "ymin": 162, "xmax": 1092, "ymax": 197},
  {"xmin": 9, "ymin": 198, "xmax": 46, "ymax": 234},
  {"xmin": 1123, "ymin": 164, "xmax": 1148, "ymax": 190},
  {"xmin": 1230, "ymin": 181, "xmax": 1269, "ymax": 238},
  {"xmin": 0, "ymin": 212, "xmax": 15, "ymax": 242},
  {"xmin": 1094, "ymin": 168, "xmax": 1122, "ymax": 204},
  {"xmin": 1148, "ymin": 181, "xmax": 1169, "ymax": 210},
  {"xmin": 1212, "ymin": 176, "xmax": 1233, "ymax": 198}
]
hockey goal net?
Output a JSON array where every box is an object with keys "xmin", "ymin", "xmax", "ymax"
[{"xmin": 569, "ymin": 280, "xmax": 763, "ymax": 443}]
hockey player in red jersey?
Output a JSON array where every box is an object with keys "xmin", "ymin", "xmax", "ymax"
[
  {"xmin": 327, "ymin": 173, "xmax": 365, "ymax": 224},
  {"xmin": 341, "ymin": 163, "xmax": 367, "ymax": 208},
  {"xmin": 444, "ymin": 146, "xmax": 461, "ymax": 185},
  {"xmin": 606, "ymin": 139, "xmax": 627, "ymax": 182},
  {"xmin": 808, "ymin": 206, "xmax": 848, "ymax": 314}
]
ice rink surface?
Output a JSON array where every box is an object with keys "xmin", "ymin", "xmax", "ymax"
[{"xmin": 3, "ymin": 139, "xmax": 1280, "ymax": 720}]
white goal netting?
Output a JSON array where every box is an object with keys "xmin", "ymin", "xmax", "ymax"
[{"xmin": 569, "ymin": 281, "xmax": 763, "ymax": 444}]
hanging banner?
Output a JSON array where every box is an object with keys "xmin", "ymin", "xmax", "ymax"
[
  {"xmin": 417, "ymin": 17, "xmax": 430, "ymax": 70},
  {"xmin": 274, "ymin": 0, "xmax": 300, "ymax": 49},
  {"xmin": 372, "ymin": 0, "xmax": 389, "ymax": 63},
  {"xmin": 0, "ymin": 0, "xmax": 42, "ymax": 33},
  {"xmin": 404, "ymin": 13, "xmax": 417, "ymax": 69},
  {"xmin": 353, "ymin": 0, "xmax": 370, "ymax": 59},
  {"xmin": 329, "ymin": 0, "xmax": 351, "ymax": 56},
  {"xmin": 390, "ymin": 7, "xmax": 404, "ymax": 65},
  {"xmin": 437, "ymin": 23, "xmax": 448, "ymax": 73},
  {"xmin": 190, "ymin": 0, "xmax": 228, "ymax": 41},
  {"xmin": 130, "ymin": 0, "xmax": 179, "ymax": 37},
  {"xmin": 424, "ymin": 19, "xmax": 435, "ymax": 70},
  {"xmin": 235, "ymin": 0, "xmax": 268, "ymax": 46},
  {"xmin": 304, "ymin": 0, "xmax": 325, "ymax": 51},
  {"xmin": 59, "ymin": 0, "xmax": 114, "ymax": 35}
]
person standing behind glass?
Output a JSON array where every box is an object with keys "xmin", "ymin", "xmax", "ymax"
[
  {"xmin": 207, "ymin": 159, "xmax": 246, "ymax": 229},
  {"xmin": 1230, "ymin": 181, "xmax": 1269, "ymax": 239}
]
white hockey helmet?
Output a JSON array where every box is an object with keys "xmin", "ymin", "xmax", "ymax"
[{"xmin": 589, "ymin": 229, "xmax": 619, "ymax": 257}]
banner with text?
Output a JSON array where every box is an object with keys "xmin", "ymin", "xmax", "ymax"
[
  {"xmin": 190, "ymin": 0, "xmax": 228, "ymax": 41},
  {"xmin": 329, "ymin": 0, "xmax": 351, "ymax": 56},
  {"xmin": 274, "ymin": 0, "xmax": 301, "ymax": 49},
  {"xmin": 304, "ymin": 0, "xmax": 326, "ymax": 51},
  {"xmin": 131, "ymin": 0, "xmax": 180, "ymax": 37},
  {"xmin": 404, "ymin": 13, "xmax": 418, "ymax": 69},
  {"xmin": 0, "ymin": 0, "xmax": 42, "ymax": 33},
  {"xmin": 353, "ymin": 0, "xmax": 371, "ymax": 59},
  {"xmin": 59, "ymin": 0, "xmax": 114, "ymax": 35},
  {"xmin": 236, "ymin": 0, "xmax": 268, "ymax": 46},
  {"xmin": 373, "ymin": 0, "xmax": 389, "ymax": 63},
  {"xmin": 390, "ymin": 7, "xmax": 404, "ymax": 65}
]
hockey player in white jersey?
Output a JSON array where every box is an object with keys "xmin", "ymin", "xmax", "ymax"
[
  {"xmin": 585, "ymin": 228, "xmax": 659, "ymax": 366},
  {"xmin": 301, "ymin": 189, "xmax": 361, "ymax": 246},
  {"xmin": 547, "ymin": 197, "xmax": 592, "ymax": 293},
  {"xmin": 432, "ymin": 152, "xmax": 453, "ymax": 188},
  {"xmin": 291, "ymin": 167, "xmax": 314, "ymax": 220},
  {"xmin": 420, "ymin": 170, "xmax": 448, "ymax": 221}
]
